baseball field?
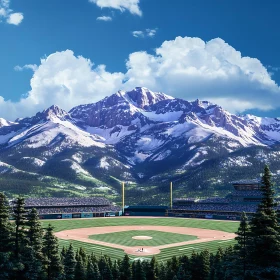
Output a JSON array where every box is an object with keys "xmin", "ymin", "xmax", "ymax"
[{"xmin": 42, "ymin": 217, "xmax": 239, "ymax": 262}]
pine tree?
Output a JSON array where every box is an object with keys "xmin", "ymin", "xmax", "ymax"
[
  {"xmin": 249, "ymin": 165, "xmax": 280, "ymax": 271},
  {"xmin": 170, "ymin": 256, "xmax": 179, "ymax": 273},
  {"xmin": 87, "ymin": 258, "xmax": 101, "ymax": 280},
  {"xmin": 234, "ymin": 212, "xmax": 250, "ymax": 277},
  {"xmin": 199, "ymin": 249, "xmax": 211, "ymax": 280},
  {"xmin": 43, "ymin": 224, "xmax": 63, "ymax": 280},
  {"xmin": 26, "ymin": 208, "xmax": 45, "ymax": 263},
  {"xmin": 120, "ymin": 254, "xmax": 132, "ymax": 280},
  {"xmin": 176, "ymin": 265, "xmax": 186, "ymax": 280},
  {"xmin": 158, "ymin": 263, "xmax": 166, "ymax": 280},
  {"xmin": 146, "ymin": 256, "xmax": 158, "ymax": 280},
  {"xmin": 21, "ymin": 245, "xmax": 43, "ymax": 280},
  {"xmin": 61, "ymin": 246, "xmax": 67, "ymax": 263},
  {"xmin": 12, "ymin": 197, "xmax": 27, "ymax": 259},
  {"xmin": 0, "ymin": 192, "xmax": 13, "ymax": 253},
  {"xmin": 112, "ymin": 260, "xmax": 121, "ymax": 280},
  {"xmin": 213, "ymin": 247, "xmax": 224, "ymax": 280},
  {"xmin": 79, "ymin": 247, "xmax": 87, "ymax": 265},
  {"xmin": 64, "ymin": 244, "xmax": 77, "ymax": 280},
  {"xmin": 133, "ymin": 260, "xmax": 146, "ymax": 280},
  {"xmin": 0, "ymin": 192, "xmax": 14, "ymax": 279},
  {"xmin": 190, "ymin": 251, "xmax": 200, "ymax": 280},
  {"xmin": 74, "ymin": 254, "xmax": 86, "ymax": 280}
]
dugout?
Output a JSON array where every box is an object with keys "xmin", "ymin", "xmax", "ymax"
[{"xmin": 124, "ymin": 206, "xmax": 168, "ymax": 216}]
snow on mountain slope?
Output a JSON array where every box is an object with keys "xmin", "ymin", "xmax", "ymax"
[
  {"xmin": 0, "ymin": 118, "xmax": 16, "ymax": 128},
  {"xmin": 1, "ymin": 87, "xmax": 280, "ymax": 170},
  {"xmin": 0, "ymin": 105, "xmax": 105, "ymax": 149}
]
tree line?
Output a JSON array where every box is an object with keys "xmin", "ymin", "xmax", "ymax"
[{"xmin": 0, "ymin": 165, "xmax": 280, "ymax": 279}]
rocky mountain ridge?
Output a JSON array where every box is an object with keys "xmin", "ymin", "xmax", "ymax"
[{"xmin": 0, "ymin": 87, "xmax": 280, "ymax": 201}]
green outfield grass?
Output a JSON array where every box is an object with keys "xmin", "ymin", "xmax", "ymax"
[
  {"xmin": 42, "ymin": 217, "xmax": 239, "ymax": 262},
  {"xmin": 89, "ymin": 230, "xmax": 197, "ymax": 246}
]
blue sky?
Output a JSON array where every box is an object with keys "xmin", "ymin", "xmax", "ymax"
[{"xmin": 0, "ymin": 0, "xmax": 280, "ymax": 120}]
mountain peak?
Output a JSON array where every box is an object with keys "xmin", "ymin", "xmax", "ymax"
[
  {"xmin": 0, "ymin": 118, "xmax": 14, "ymax": 128},
  {"xmin": 42, "ymin": 105, "xmax": 68, "ymax": 120},
  {"xmin": 125, "ymin": 87, "xmax": 173, "ymax": 109}
]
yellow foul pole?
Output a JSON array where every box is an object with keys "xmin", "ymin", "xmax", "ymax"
[
  {"xmin": 170, "ymin": 182, "xmax": 173, "ymax": 209},
  {"xmin": 122, "ymin": 182, "xmax": 125, "ymax": 215}
]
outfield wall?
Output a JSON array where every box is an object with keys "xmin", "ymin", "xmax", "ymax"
[{"xmin": 38, "ymin": 211, "xmax": 122, "ymax": 219}]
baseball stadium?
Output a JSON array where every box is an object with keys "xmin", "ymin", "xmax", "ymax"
[{"xmin": 15, "ymin": 179, "xmax": 279, "ymax": 262}]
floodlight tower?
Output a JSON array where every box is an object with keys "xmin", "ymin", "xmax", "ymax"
[
  {"xmin": 122, "ymin": 181, "xmax": 125, "ymax": 215},
  {"xmin": 170, "ymin": 182, "xmax": 173, "ymax": 209}
]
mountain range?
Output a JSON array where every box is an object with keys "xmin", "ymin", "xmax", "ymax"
[{"xmin": 1, "ymin": 87, "xmax": 280, "ymax": 204}]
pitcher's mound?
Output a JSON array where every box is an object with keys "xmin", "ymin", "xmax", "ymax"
[{"xmin": 132, "ymin": 236, "xmax": 153, "ymax": 240}]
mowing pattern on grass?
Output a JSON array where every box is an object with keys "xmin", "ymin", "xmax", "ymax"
[
  {"xmin": 47, "ymin": 218, "xmax": 238, "ymax": 261},
  {"xmin": 45, "ymin": 217, "xmax": 238, "ymax": 233},
  {"xmin": 89, "ymin": 230, "xmax": 197, "ymax": 247}
]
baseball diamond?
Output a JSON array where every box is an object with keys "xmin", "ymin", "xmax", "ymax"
[{"xmin": 46, "ymin": 217, "xmax": 239, "ymax": 262}]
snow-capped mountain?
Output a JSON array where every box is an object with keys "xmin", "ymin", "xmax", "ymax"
[{"xmin": 1, "ymin": 87, "xmax": 280, "ymax": 200}]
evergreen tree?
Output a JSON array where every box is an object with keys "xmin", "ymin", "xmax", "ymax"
[
  {"xmin": 213, "ymin": 247, "xmax": 224, "ymax": 280},
  {"xmin": 222, "ymin": 246, "xmax": 236, "ymax": 280},
  {"xmin": 99, "ymin": 256, "xmax": 113, "ymax": 280},
  {"xmin": 43, "ymin": 224, "xmax": 63, "ymax": 280},
  {"xmin": 12, "ymin": 197, "xmax": 27, "ymax": 259},
  {"xmin": 0, "ymin": 250, "xmax": 14, "ymax": 280},
  {"xmin": 21, "ymin": 245, "xmax": 43, "ymax": 280},
  {"xmin": 74, "ymin": 255, "xmax": 86, "ymax": 280},
  {"xmin": 199, "ymin": 249, "xmax": 211, "ymax": 280},
  {"xmin": 87, "ymin": 258, "xmax": 101, "ymax": 280},
  {"xmin": 178, "ymin": 255, "xmax": 191, "ymax": 278},
  {"xmin": 158, "ymin": 263, "xmax": 166, "ymax": 280},
  {"xmin": 0, "ymin": 192, "xmax": 13, "ymax": 253},
  {"xmin": 146, "ymin": 256, "xmax": 158, "ymax": 280},
  {"xmin": 176, "ymin": 265, "xmax": 186, "ymax": 280},
  {"xmin": 64, "ymin": 244, "xmax": 77, "ymax": 280},
  {"xmin": 133, "ymin": 260, "xmax": 146, "ymax": 280},
  {"xmin": 0, "ymin": 192, "xmax": 14, "ymax": 279},
  {"xmin": 61, "ymin": 246, "xmax": 67, "ymax": 263},
  {"xmin": 234, "ymin": 212, "xmax": 250, "ymax": 277},
  {"xmin": 120, "ymin": 254, "xmax": 132, "ymax": 280},
  {"xmin": 79, "ymin": 247, "xmax": 87, "ymax": 265},
  {"xmin": 26, "ymin": 208, "xmax": 45, "ymax": 266},
  {"xmin": 170, "ymin": 256, "xmax": 179, "ymax": 273},
  {"xmin": 249, "ymin": 165, "xmax": 280, "ymax": 271},
  {"xmin": 190, "ymin": 251, "xmax": 200, "ymax": 280},
  {"xmin": 111, "ymin": 260, "xmax": 121, "ymax": 280}
]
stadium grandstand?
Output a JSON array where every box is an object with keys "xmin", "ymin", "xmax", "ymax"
[
  {"xmin": 169, "ymin": 179, "xmax": 280, "ymax": 220},
  {"xmin": 12, "ymin": 197, "xmax": 122, "ymax": 219}
]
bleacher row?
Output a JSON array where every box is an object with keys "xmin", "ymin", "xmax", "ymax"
[
  {"xmin": 34, "ymin": 206, "xmax": 121, "ymax": 215},
  {"xmin": 171, "ymin": 179, "xmax": 280, "ymax": 218},
  {"xmin": 24, "ymin": 197, "xmax": 111, "ymax": 207},
  {"xmin": 11, "ymin": 197, "xmax": 122, "ymax": 216},
  {"xmin": 172, "ymin": 204, "xmax": 259, "ymax": 213}
]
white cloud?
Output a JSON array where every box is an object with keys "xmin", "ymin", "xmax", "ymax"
[
  {"xmin": 96, "ymin": 15, "xmax": 112, "ymax": 21},
  {"xmin": 132, "ymin": 31, "xmax": 143, "ymax": 38},
  {"xmin": 124, "ymin": 37, "xmax": 280, "ymax": 112},
  {"xmin": 0, "ymin": 0, "xmax": 23, "ymax": 25},
  {"xmin": 132, "ymin": 28, "xmax": 157, "ymax": 38},
  {"xmin": 1, "ymin": 36, "xmax": 280, "ymax": 120},
  {"xmin": 89, "ymin": 0, "xmax": 142, "ymax": 16},
  {"xmin": 1, "ymin": 50, "xmax": 124, "ymax": 120},
  {"xmin": 14, "ymin": 64, "xmax": 38, "ymax": 72},
  {"xmin": 6, "ymin": 12, "xmax": 23, "ymax": 25}
]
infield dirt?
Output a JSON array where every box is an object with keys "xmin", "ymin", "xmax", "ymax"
[{"xmin": 55, "ymin": 225, "xmax": 236, "ymax": 256}]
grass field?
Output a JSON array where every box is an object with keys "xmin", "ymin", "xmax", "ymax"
[
  {"xmin": 89, "ymin": 230, "xmax": 197, "ymax": 246},
  {"xmin": 42, "ymin": 217, "xmax": 239, "ymax": 262}
]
